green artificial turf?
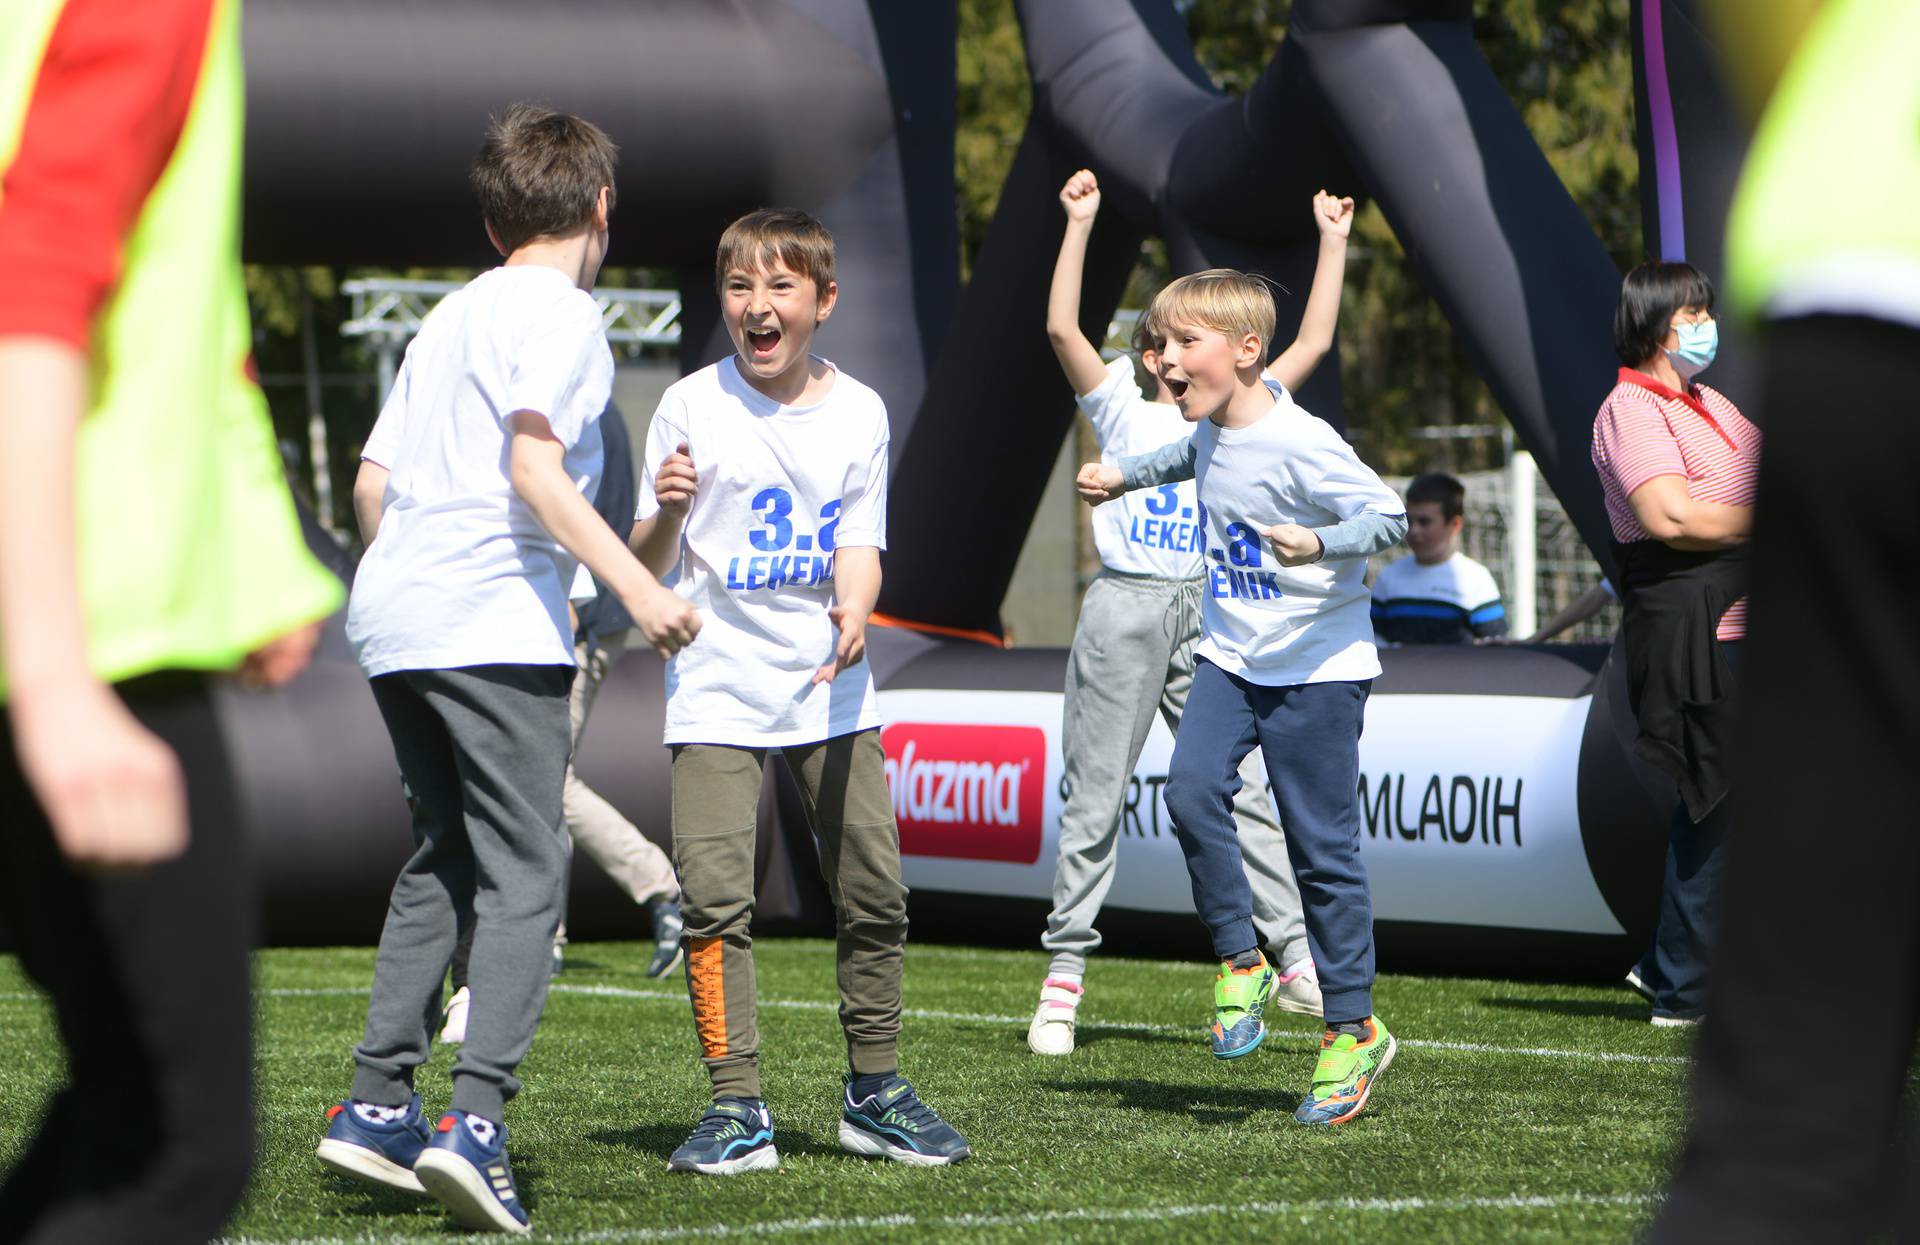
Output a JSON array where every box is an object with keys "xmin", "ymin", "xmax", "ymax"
[{"xmin": 0, "ymin": 939, "xmax": 1691, "ymax": 1243}]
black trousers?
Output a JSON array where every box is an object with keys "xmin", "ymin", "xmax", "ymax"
[
  {"xmin": 1649, "ymin": 315, "xmax": 1920, "ymax": 1243},
  {"xmin": 0, "ymin": 674, "xmax": 253, "ymax": 1245}
]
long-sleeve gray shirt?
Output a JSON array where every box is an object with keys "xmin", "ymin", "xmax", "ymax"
[{"xmin": 1118, "ymin": 434, "xmax": 1406, "ymax": 563}]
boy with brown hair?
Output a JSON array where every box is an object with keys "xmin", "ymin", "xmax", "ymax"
[
  {"xmin": 630, "ymin": 207, "xmax": 969, "ymax": 1174},
  {"xmin": 1078, "ymin": 268, "xmax": 1407, "ymax": 1125},
  {"xmin": 315, "ymin": 103, "xmax": 699, "ymax": 1233}
]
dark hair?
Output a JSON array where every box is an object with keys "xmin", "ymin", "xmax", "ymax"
[
  {"xmin": 714, "ymin": 207, "xmax": 835, "ymax": 295},
  {"xmin": 1130, "ymin": 319, "xmax": 1162, "ymax": 356},
  {"xmin": 1406, "ymin": 472, "xmax": 1466, "ymax": 522},
  {"xmin": 1613, "ymin": 261, "xmax": 1714, "ymax": 366},
  {"xmin": 470, "ymin": 103, "xmax": 618, "ymax": 253}
]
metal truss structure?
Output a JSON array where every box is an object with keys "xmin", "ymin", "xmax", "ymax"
[{"xmin": 339, "ymin": 277, "xmax": 684, "ymax": 402}]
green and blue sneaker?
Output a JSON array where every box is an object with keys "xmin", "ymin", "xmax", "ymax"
[
  {"xmin": 1293, "ymin": 1016, "xmax": 1396, "ymax": 1125},
  {"xmin": 667, "ymin": 1097, "xmax": 779, "ymax": 1175},
  {"xmin": 839, "ymin": 1074, "xmax": 971, "ymax": 1166},
  {"xmin": 1210, "ymin": 957, "xmax": 1278, "ymax": 1059}
]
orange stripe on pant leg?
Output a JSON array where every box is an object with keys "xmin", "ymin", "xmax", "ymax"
[{"xmin": 688, "ymin": 936, "xmax": 729, "ymax": 1058}]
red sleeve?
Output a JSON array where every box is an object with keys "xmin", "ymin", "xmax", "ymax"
[
  {"xmin": 1593, "ymin": 385, "xmax": 1686, "ymax": 499},
  {"xmin": 0, "ymin": 0, "xmax": 215, "ymax": 348}
]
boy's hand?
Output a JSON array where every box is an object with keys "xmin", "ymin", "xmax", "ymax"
[
  {"xmin": 1076, "ymin": 462, "xmax": 1125, "ymax": 505},
  {"xmin": 629, "ymin": 584, "xmax": 701, "ymax": 659},
  {"xmin": 812, "ymin": 604, "xmax": 868, "ymax": 685},
  {"xmin": 1312, "ymin": 190, "xmax": 1355, "ymax": 241},
  {"xmin": 1264, "ymin": 523, "xmax": 1324, "ymax": 566},
  {"xmin": 1059, "ymin": 169, "xmax": 1101, "ymax": 223},
  {"xmin": 655, "ymin": 442, "xmax": 698, "ymax": 516},
  {"xmin": 9, "ymin": 678, "xmax": 187, "ymax": 871}
]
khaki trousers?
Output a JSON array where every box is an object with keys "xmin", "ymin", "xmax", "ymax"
[
  {"xmin": 566, "ymin": 633, "xmax": 678, "ymax": 906},
  {"xmin": 672, "ymin": 728, "xmax": 905, "ymax": 1100}
]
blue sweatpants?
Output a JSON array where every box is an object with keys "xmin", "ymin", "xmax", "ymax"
[{"xmin": 1163, "ymin": 658, "xmax": 1376, "ymax": 1023}]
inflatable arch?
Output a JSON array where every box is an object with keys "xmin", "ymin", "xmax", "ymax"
[{"xmin": 232, "ymin": 0, "xmax": 1747, "ymax": 974}]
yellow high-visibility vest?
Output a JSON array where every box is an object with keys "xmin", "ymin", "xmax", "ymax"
[
  {"xmin": 1726, "ymin": 0, "xmax": 1920, "ymax": 326},
  {"xmin": 0, "ymin": 0, "xmax": 342, "ymax": 697}
]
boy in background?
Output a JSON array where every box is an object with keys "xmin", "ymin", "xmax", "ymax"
[
  {"xmin": 317, "ymin": 104, "xmax": 698, "ymax": 1234},
  {"xmin": 631, "ymin": 208, "xmax": 969, "ymax": 1174},
  {"xmin": 1078, "ymin": 269, "xmax": 1407, "ymax": 1125},
  {"xmin": 1370, "ymin": 472, "xmax": 1507, "ymax": 645},
  {"xmin": 1030, "ymin": 169, "xmax": 1356, "ymax": 1056}
]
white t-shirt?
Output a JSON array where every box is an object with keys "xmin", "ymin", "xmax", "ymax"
[
  {"xmin": 1079, "ymin": 358, "xmax": 1206, "ymax": 578},
  {"xmin": 1188, "ymin": 391, "xmax": 1404, "ymax": 686},
  {"xmin": 637, "ymin": 356, "xmax": 888, "ymax": 747},
  {"xmin": 1370, "ymin": 551, "xmax": 1508, "ymax": 645},
  {"xmin": 348, "ymin": 265, "xmax": 613, "ymax": 677}
]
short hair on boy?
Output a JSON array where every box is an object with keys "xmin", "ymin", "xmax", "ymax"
[
  {"xmin": 1129, "ymin": 319, "xmax": 1162, "ymax": 357},
  {"xmin": 714, "ymin": 208, "xmax": 835, "ymax": 296},
  {"xmin": 470, "ymin": 102, "xmax": 618, "ymax": 254},
  {"xmin": 1406, "ymin": 472, "xmax": 1466, "ymax": 521},
  {"xmin": 1143, "ymin": 268, "xmax": 1277, "ymax": 361},
  {"xmin": 1613, "ymin": 260, "xmax": 1715, "ymax": 367}
]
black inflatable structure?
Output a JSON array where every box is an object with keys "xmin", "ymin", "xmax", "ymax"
[{"xmin": 224, "ymin": 0, "xmax": 1748, "ymax": 975}]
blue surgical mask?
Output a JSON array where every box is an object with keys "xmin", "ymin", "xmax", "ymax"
[{"xmin": 1665, "ymin": 318, "xmax": 1718, "ymax": 381}]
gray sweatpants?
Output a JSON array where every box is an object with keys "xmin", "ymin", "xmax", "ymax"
[
  {"xmin": 355, "ymin": 664, "xmax": 573, "ymax": 1123},
  {"xmin": 1044, "ymin": 572, "xmax": 1309, "ymax": 977}
]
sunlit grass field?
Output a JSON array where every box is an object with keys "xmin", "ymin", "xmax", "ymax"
[{"xmin": 0, "ymin": 938, "xmax": 1693, "ymax": 1243}]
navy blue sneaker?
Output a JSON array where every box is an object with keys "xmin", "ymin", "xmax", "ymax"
[
  {"xmin": 413, "ymin": 1110, "xmax": 529, "ymax": 1234},
  {"xmin": 839, "ymin": 1075, "xmax": 971, "ymax": 1166},
  {"xmin": 315, "ymin": 1095, "xmax": 431, "ymax": 1194},
  {"xmin": 667, "ymin": 1097, "xmax": 779, "ymax": 1175}
]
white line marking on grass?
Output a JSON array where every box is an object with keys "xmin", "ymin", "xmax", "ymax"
[
  {"xmin": 0, "ymin": 982, "xmax": 1693, "ymax": 1067},
  {"xmin": 214, "ymin": 1191, "xmax": 1657, "ymax": 1244},
  {"xmin": 546, "ymin": 983, "xmax": 1695, "ymax": 1067}
]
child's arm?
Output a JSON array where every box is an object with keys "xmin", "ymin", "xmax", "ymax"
[
  {"xmin": 813, "ymin": 545, "xmax": 881, "ymax": 685},
  {"xmin": 1265, "ymin": 191, "xmax": 1354, "ymax": 393},
  {"xmin": 1046, "ymin": 170, "xmax": 1114, "ymax": 398},
  {"xmin": 629, "ymin": 440, "xmax": 695, "ymax": 578},
  {"xmin": 353, "ymin": 460, "xmax": 390, "ymax": 546},
  {"xmin": 1523, "ymin": 582, "xmax": 1614, "ymax": 643},
  {"xmin": 507, "ymin": 411, "xmax": 700, "ymax": 658},
  {"xmin": 1076, "ymin": 434, "xmax": 1198, "ymax": 504}
]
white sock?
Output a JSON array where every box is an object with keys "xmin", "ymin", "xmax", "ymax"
[
  {"xmin": 352, "ymin": 1101, "xmax": 409, "ymax": 1126},
  {"xmin": 463, "ymin": 1113, "xmax": 499, "ymax": 1147}
]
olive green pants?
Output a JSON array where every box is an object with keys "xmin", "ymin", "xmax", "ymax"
[{"xmin": 672, "ymin": 729, "xmax": 906, "ymax": 1100}]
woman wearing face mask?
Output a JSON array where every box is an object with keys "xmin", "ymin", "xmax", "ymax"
[{"xmin": 1590, "ymin": 261, "xmax": 1761, "ymax": 1027}]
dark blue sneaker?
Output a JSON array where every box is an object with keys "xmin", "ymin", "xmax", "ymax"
[
  {"xmin": 667, "ymin": 1097, "xmax": 779, "ymax": 1175},
  {"xmin": 315, "ymin": 1095, "xmax": 431, "ymax": 1194},
  {"xmin": 413, "ymin": 1110, "xmax": 530, "ymax": 1234},
  {"xmin": 839, "ymin": 1075, "xmax": 971, "ymax": 1166}
]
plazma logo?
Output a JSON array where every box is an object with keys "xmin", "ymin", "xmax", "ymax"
[{"xmin": 880, "ymin": 723, "xmax": 1045, "ymax": 863}]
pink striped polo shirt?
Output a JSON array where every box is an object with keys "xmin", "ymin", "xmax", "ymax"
[{"xmin": 1591, "ymin": 368, "xmax": 1761, "ymax": 640}]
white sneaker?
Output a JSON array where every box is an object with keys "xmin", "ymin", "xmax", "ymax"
[
  {"xmin": 1026, "ymin": 977, "xmax": 1083, "ymax": 1056},
  {"xmin": 1271, "ymin": 957, "xmax": 1324, "ymax": 1018},
  {"xmin": 440, "ymin": 986, "xmax": 470, "ymax": 1045}
]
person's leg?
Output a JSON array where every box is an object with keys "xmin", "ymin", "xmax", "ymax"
[
  {"xmin": 0, "ymin": 674, "xmax": 254, "ymax": 1245},
  {"xmin": 1649, "ymin": 316, "xmax": 1920, "ymax": 1242},
  {"xmin": 416, "ymin": 666, "xmax": 573, "ymax": 1125},
  {"xmin": 785, "ymin": 730, "xmax": 908, "ymax": 1081},
  {"xmin": 564, "ymin": 633, "xmax": 679, "ymax": 906},
  {"xmin": 1158, "ymin": 583, "xmax": 1310, "ymax": 974},
  {"xmin": 1042, "ymin": 576, "xmax": 1181, "ymax": 979},
  {"xmin": 351, "ymin": 672, "xmax": 475, "ymax": 1109},
  {"xmin": 1254, "ymin": 680, "xmax": 1374, "ymax": 1025},
  {"xmin": 1159, "ymin": 660, "xmax": 1264, "ymax": 959},
  {"xmin": 1645, "ymin": 794, "xmax": 1726, "ymax": 1021},
  {"xmin": 670, "ymin": 744, "xmax": 768, "ymax": 1100}
]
